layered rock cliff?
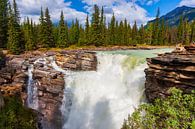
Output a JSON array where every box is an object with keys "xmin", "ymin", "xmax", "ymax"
[
  {"xmin": 0, "ymin": 50, "xmax": 97, "ymax": 129},
  {"xmin": 145, "ymin": 45, "xmax": 195, "ymax": 102}
]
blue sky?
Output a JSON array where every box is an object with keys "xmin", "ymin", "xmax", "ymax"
[{"xmin": 14, "ymin": 0, "xmax": 195, "ymax": 25}]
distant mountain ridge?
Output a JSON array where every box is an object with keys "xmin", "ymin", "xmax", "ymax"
[{"xmin": 148, "ymin": 6, "xmax": 195, "ymax": 26}]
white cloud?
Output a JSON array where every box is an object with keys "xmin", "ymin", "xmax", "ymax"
[
  {"xmin": 10, "ymin": 0, "xmax": 87, "ymax": 24},
  {"xmin": 179, "ymin": 0, "xmax": 195, "ymax": 7},
  {"xmin": 82, "ymin": 0, "xmax": 152, "ymax": 25},
  {"xmin": 10, "ymin": 0, "xmax": 155, "ymax": 25}
]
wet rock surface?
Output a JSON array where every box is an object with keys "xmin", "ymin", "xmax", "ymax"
[{"xmin": 145, "ymin": 44, "xmax": 195, "ymax": 102}]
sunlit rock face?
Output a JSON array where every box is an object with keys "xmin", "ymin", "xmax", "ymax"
[
  {"xmin": 145, "ymin": 44, "xmax": 195, "ymax": 102},
  {"xmin": 55, "ymin": 51, "xmax": 97, "ymax": 71},
  {"xmin": 25, "ymin": 51, "xmax": 97, "ymax": 129}
]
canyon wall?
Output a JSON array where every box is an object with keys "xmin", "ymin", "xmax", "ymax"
[{"xmin": 145, "ymin": 45, "xmax": 195, "ymax": 102}]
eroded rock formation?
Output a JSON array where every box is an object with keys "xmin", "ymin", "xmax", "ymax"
[
  {"xmin": 55, "ymin": 51, "xmax": 97, "ymax": 71},
  {"xmin": 145, "ymin": 44, "xmax": 195, "ymax": 102}
]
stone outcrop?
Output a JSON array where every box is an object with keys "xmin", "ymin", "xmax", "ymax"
[
  {"xmin": 0, "ymin": 50, "xmax": 97, "ymax": 128},
  {"xmin": 33, "ymin": 59, "xmax": 65, "ymax": 129},
  {"xmin": 55, "ymin": 51, "xmax": 97, "ymax": 71},
  {"xmin": 145, "ymin": 44, "xmax": 195, "ymax": 102}
]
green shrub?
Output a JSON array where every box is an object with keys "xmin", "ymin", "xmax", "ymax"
[
  {"xmin": 0, "ymin": 96, "xmax": 37, "ymax": 129},
  {"xmin": 121, "ymin": 88, "xmax": 195, "ymax": 129}
]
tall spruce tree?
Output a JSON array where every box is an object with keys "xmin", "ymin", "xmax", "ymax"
[
  {"xmin": 190, "ymin": 20, "xmax": 195, "ymax": 43},
  {"xmin": 109, "ymin": 13, "xmax": 116, "ymax": 45},
  {"xmin": 7, "ymin": 0, "xmax": 23, "ymax": 54},
  {"xmin": 132, "ymin": 21, "xmax": 138, "ymax": 44},
  {"xmin": 151, "ymin": 7, "xmax": 160, "ymax": 45},
  {"xmin": 24, "ymin": 17, "xmax": 35, "ymax": 50},
  {"xmin": 44, "ymin": 8, "xmax": 54, "ymax": 47},
  {"xmin": 57, "ymin": 11, "xmax": 68, "ymax": 48},
  {"xmin": 91, "ymin": 5, "xmax": 101, "ymax": 46},
  {"xmin": 85, "ymin": 14, "xmax": 90, "ymax": 45},
  {"xmin": 0, "ymin": 0, "xmax": 8, "ymax": 48},
  {"xmin": 177, "ymin": 16, "xmax": 184, "ymax": 44}
]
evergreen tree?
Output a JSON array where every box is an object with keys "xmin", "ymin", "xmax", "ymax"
[
  {"xmin": 118, "ymin": 21, "xmax": 124, "ymax": 45},
  {"xmin": 124, "ymin": 19, "xmax": 128, "ymax": 45},
  {"xmin": 132, "ymin": 21, "xmax": 138, "ymax": 44},
  {"xmin": 85, "ymin": 14, "xmax": 90, "ymax": 45},
  {"xmin": 183, "ymin": 20, "xmax": 190, "ymax": 45},
  {"xmin": 190, "ymin": 20, "xmax": 195, "ymax": 43},
  {"xmin": 69, "ymin": 19, "xmax": 80, "ymax": 45},
  {"xmin": 44, "ymin": 8, "xmax": 54, "ymax": 47},
  {"xmin": 109, "ymin": 13, "xmax": 116, "ymax": 45},
  {"xmin": 24, "ymin": 17, "xmax": 35, "ymax": 50},
  {"xmin": 139, "ymin": 24, "xmax": 145, "ymax": 44},
  {"xmin": 151, "ymin": 7, "xmax": 160, "ymax": 45},
  {"xmin": 91, "ymin": 5, "xmax": 101, "ymax": 46},
  {"xmin": 78, "ymin": 25, "xmax": 85, "ymax": 46},
  {"xmin": 38, "ymin": 7, "xmax": 46, "ymax": 48},
  {"xmin": 0, "ymin": 0, "xmax": 8, "ymax": 48},
  {"xmin": 177, "ymin": 16, "xmax": 184, "ymax": 44},
  {"xmin": 57, "ymin": 11, "xmax": 68, "ymax": 48},
  {"xmin": 100, "ymin": 6, "xmax": 106, "ymax": 45},
  {"xmin": 7, "ymin": 0, "xmax": 23, "ymax": 54}
]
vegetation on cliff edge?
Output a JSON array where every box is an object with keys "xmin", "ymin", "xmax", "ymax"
[
  {"xmin": 0, "ymin": 96, "xmax": 37, "ymax": 129},
  {"xmin": 121, "ymin": 88, "xmax": 195, "ymax": 129}
]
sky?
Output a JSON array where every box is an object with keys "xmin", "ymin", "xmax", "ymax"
[{"xmin": 12, "ymin": 0, "xmax": 195, "ymax": 25}]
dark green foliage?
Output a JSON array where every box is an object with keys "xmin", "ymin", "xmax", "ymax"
[
  {"xmin": 69, "ymin": 19, "xmax": 80, "ymax": 45},
  {"xmin": 57, "ymin": 11, "xmax": 68, "ymax": 48},
  {"xmin": 91, "ymin": 5, "xmax": 101, "ymax": 46},
  {"xmin": 121, "ymin": 88, "xmax": 195, "ymax": 129},
  {"xmin": 0, "ymin": 0, "xmax": 8, "ymax": 48},
  {"xmin": 38, "ymin": 8, "xmax": 54, "ymax": 48},
  {"xmin": 1, "ymin": 4, "xmax": 195, "ymax": 53},
  {"xmin": 7, "ymin": 0, "xmax": 24, "ymax": 54},
  {"xmin": 23, "ymin": 17, "xmax": 36, "ymax": 50},
  {"xmin": 0, "ymin": 96, "xmax": 37, "ymax": 129},
  {"xmin": 109, "ymin": 13, "xmax": 116, "ymax": 45}
]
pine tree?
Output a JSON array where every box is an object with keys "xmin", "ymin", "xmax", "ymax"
[
  {"xmin": 132, "ymin": 21, "xmax": 138, "ymax": 44},
  {"xmin": 91, "ymin": 4, "xmax": 101, "ymax": 46},
  {"xmin": 190, "ymin": 20, "xmax": 195, "ymax": 43},
  {"xmin": 139, "ymin": 24, "xmax": 145, "ymax": 44},
  {"xmin": 183, "ymin": 20, "xmax": 190, "ymax": 45},
  {"xmin": 109, "ymin": 13, "xmax": 116, "ymax": 45},
  {"xmin": 24, "ymin": 17, "xmax": 35, "ymax": 50},
  {"xmin": 151, "ymin": 7, "xmax": 160, "ymax": 45},
  {"xmin": 57, "ymin": 11, "xmax": 68, "ymax": 48},
  {"xmin": 124, "ymin": 19, "xmax": 128, "ymax": 45},
  {"xmin": 38, "ymin": 7, "xmax": 46, "ymax": 48},
  {"xmin": 100, "ymin": 6, "xmax": 106, "ymax": 45},
  {"xmin": 7, "ymin": 0, "xmax": 23, "ymax": 54},
  {"xmin": 177, "ymin": 16, "xmax": 184, "ymax": 44},
  {"xmin": 0, "ymin": 0, "xmax": 8, "ymax": 48},
  {"xmin": 45, "ymin": 8, "xmax": 54, "ymax": 47},
  {"xmin": 85, "ymin": 14, "xmax": 90, "ymax": 45}
]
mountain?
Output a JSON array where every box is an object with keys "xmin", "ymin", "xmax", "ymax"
[{"xmin": 148, "ymin": 6, "xmax": 195, "ymax": 26}]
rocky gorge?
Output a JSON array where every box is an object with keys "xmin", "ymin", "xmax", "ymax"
[{"xmin": 0, "ymin": 46, "xmax": 194, "ymax": 129}]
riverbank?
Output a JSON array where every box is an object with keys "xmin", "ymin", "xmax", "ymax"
[{"xmin": 44, "ymin": 45, "xmax": 175, "ymax": 52}]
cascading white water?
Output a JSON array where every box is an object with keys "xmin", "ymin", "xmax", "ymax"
[
  {"xmin": 27, "ymin": 65, "xmax": 38, "ymax": 110},
  {"xmin": 27, "ymin": 49, "xmax": 173, "ymax": 129},
  {"xmin": 59, "ymin": 52, "xmax": 147, "ymax": 129}
]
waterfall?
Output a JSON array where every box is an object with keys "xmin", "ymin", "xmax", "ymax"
[
  {"xmin": 27, "ymin": 49, "xmax": 173, "ymax": 129},
  {"xmin": 59, "ymin": 52, "xmax": 146, "ymax": 129},
  {"xmin": 27, "ymin": 65, "xmax": 38, "ymax": 110}
]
